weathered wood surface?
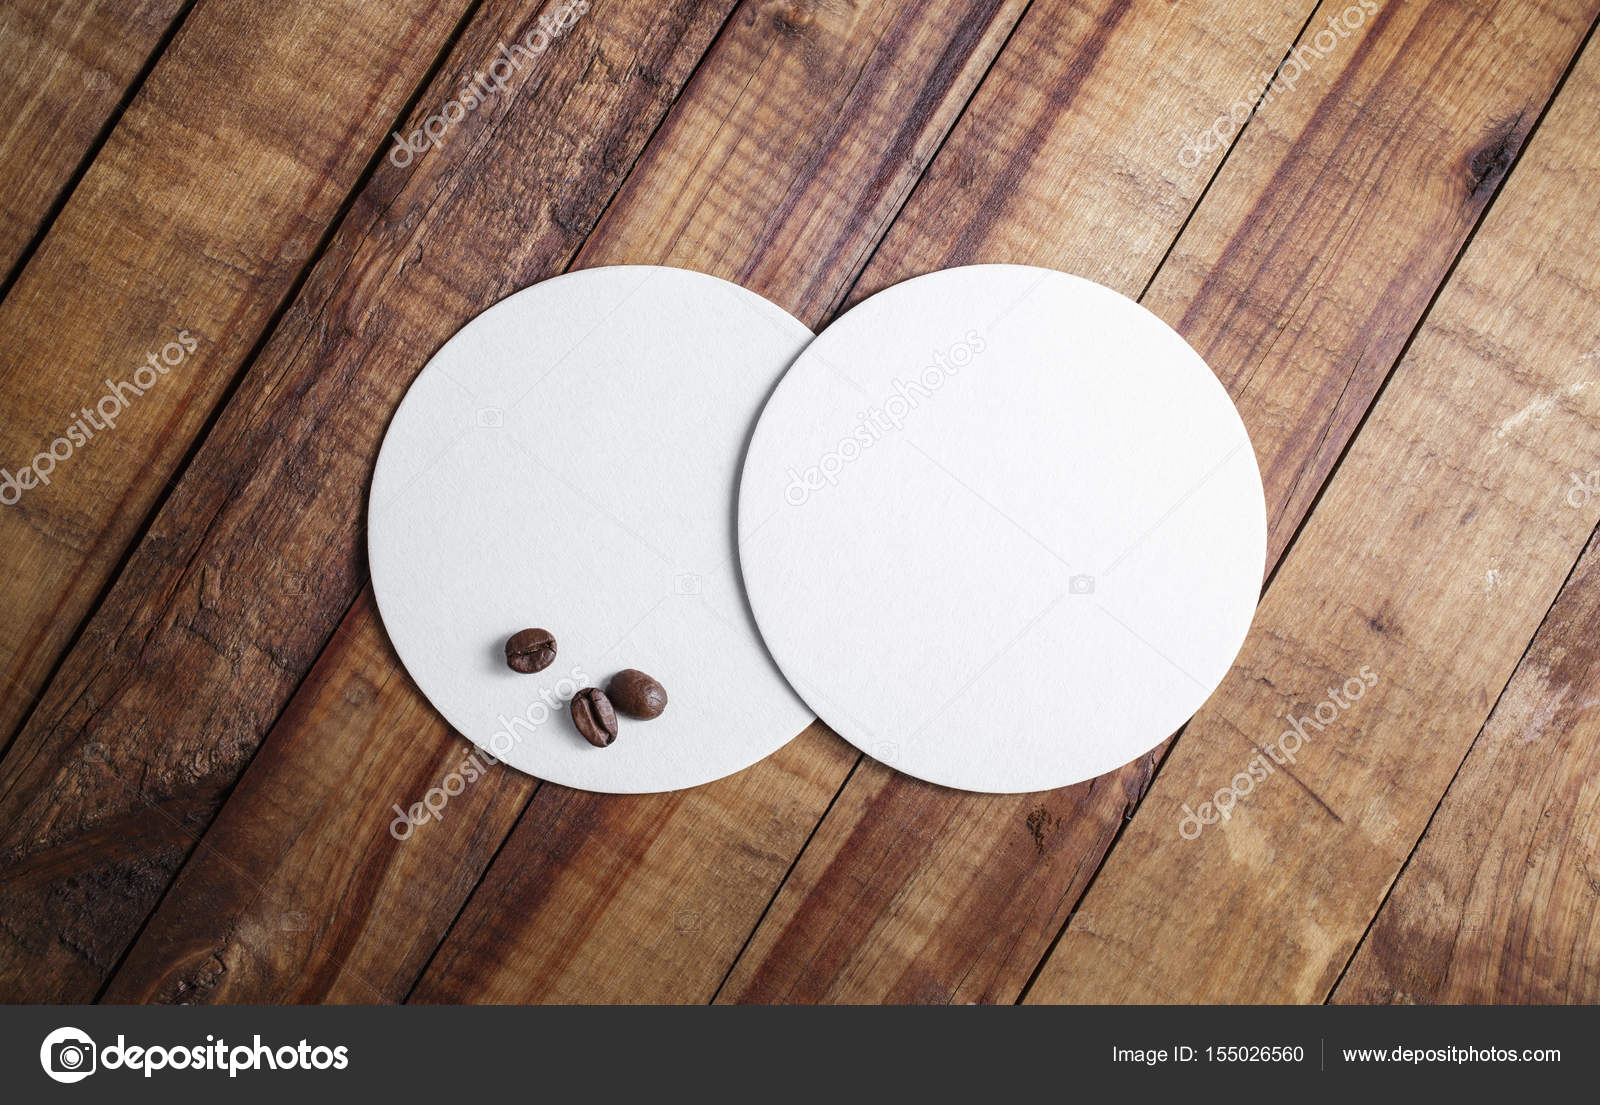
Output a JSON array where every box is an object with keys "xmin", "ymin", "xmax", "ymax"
[
  {"xmin": 107, "ymin": 0, "xmax": 1034, "ymax": 1006},
  {"xmin": 0, "ymin": 0, "xmax": 1596, "ymax": 1006},
  {"xmin": 102, "ymin": 594, "xmax": 539, "ymax": 1003},
  {"xmin": 413, "ymin": 0, "xmax": 1334, "ymax": 1003},
  {"xmin": 0, "ymin": 0, "xmax": 730, "ymax": 1002},
  {"xmin": 1334, "ymin": 525, "xmax": 1600, "ymax": 1004},
  {"xmin": 718, "ymin": 0, "xmax": 1600, "ymax": 1002},
  {"xmin": 1025, "ymin": 28, "xmax": 1600, "ymax": 1002},
  {"xmin": 0, "ymin": 0, "xmax": 471, "ymax": 749},
  {"xmin": 0, "ymin": 0, "xmax": 186, "ymax": 281}
]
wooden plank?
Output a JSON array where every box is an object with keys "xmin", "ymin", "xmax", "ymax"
[
  {"xmin": 0, "ymin": 0, "xmax": 735, "ymax": 1002},
  {"xmin": 569, "ymin": 0, "xmax": 1029, "ymax": 323},
  {"xmin": 0, "ymin": 0, "xmax": 186, "ymax": 280},
  {"xmin": 417, "ymin": 0, "xmax": 1348, "ymax": 1004},
  {"xmin": 100, "ymin": 595, "xmax": 542, "ymax": 1003},
  {"xmin": 409, "ymin": 729, "xmax": 850, "ymax": 1004},
  {"xmin": 37, "ymin": 0, "xmax": 1595, "ymax": 1010},
  {"xmin": 718, "ymin": 0, "xmax": 1600, "ymax": 1003},
  {"xmin": 104, "ymin": 0, "xmax": 1033, "ymax": 1006},
  {"xmin": 1333, "ymin": 528, "xmax": 1600, "ymax": 1003},
  {"xmin": 0, "ymin": 0, "xmax": 472, "ymax": 746},
  {"xmin": 1024, "ymin": 29, "xmax": 1600, "ymax": 1003}
]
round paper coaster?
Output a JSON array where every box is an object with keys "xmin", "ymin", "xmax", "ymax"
[
  {"xmin": 369, "ymin": 266, "xmax": 816, "ymax": 793},
  {"xmin": 737, "ymin": 265, "xmax": 1266, "ymax": 793}
]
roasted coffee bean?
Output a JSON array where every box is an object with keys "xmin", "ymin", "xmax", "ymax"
[
  {"xmin": 608, "ymin": 669, "xmax": 667, "ymax": 719},
  {"xmin": 571, "ymin": 688, "xmax": 618, "ymax": 747},
  {"xmin": 505, "ymin": 628, "xmax": 556, "ymax": 673}
]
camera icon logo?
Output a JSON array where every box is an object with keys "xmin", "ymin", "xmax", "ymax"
[
  {"xmin": 40, "ymin": 1026, "xmax": 97, "ymax": 1083},
  {"xmin": 674, "ymin": 572, "xmax": 701, "ymax": 595},
  {"xmin": 1068, "ymin": 573, "xmax": 1095, "ymax": 595},
  {"xmin": 475, "ymin": 407, "xmax": 504, "ymax": 428}
]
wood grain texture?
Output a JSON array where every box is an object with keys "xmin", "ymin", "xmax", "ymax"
[
  {"xmin": 0, "ymin": 0, "xmax": 732, "ymax": 1003},
  {"xmin": 1334, "ymin": 526, "xmax": 1600, "ymax": 1003},
  {"xmin": 101, "ymin": 594, "xmax": 540, "ymax": 1004},
  {"xmin": 412, "ymin": 727, "xmax": 849, "ymax": 1003},
  {"xmin": 574, "ymin": 0, "xmax": 1029, "ymax": 322},
  {"xmin": 107, "ymin": 0, "xmax": 1033, "ymax": 1006},
  {"xmin": 1024, "ymin": 28, "xmax": 1600, "ymax": 1003},
  {"xmin": 843, "ymin": 0, "xmax": 1308, "ymax": 302},
  {"xmin": 0, "ymin": 0, "xmax": 470, "ymax": 748},
  {"xmin": 0, "ymin": 0, "xmax": 186, "ymax": 279},
  {"xmin": 413, "ymin": 0, "xmax": 1323, "ymax": 1004},
  {"xmin": 718, "ymin": 0, "xmax": 1598, "ymax": 1003},
  {"xmin": 3, "ymin": 0, "xmax": 1595, "ymax": 1009}
]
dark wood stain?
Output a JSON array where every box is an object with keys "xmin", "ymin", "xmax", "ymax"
[{"xmin": 1465, "ymin": 111, "xmax": 1527, "ymax": 201}]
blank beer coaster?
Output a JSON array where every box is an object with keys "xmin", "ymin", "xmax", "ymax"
[
  {"xmin": 370, "ymin": 266, "xmax": 816, "ymax": 793},
  {"xmin": 737, "ymin": 265, "xmax": 1266, "ymax": 793}
]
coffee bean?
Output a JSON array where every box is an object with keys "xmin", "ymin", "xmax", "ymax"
[
  {"xmin": 571, "ymin": 688, "xmax": 618, "ymax": 747},
  {"xmin": 608, "ymin": 669, "xmax": 667, "ymax": 719},
  {"xmin": 505, "ymin": 628, "xmax": 556, "ymax": 673}
]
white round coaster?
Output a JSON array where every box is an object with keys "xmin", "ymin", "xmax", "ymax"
[
  {"xmin": 738, "ymin": 265, "xmax": 1266, "ymax": 793},
  {"xmin": 370, "ymin": 266, "xmax": 816, "ymax": 793}
]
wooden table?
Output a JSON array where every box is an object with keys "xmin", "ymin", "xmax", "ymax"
[{"xmin": 2, "ymin": 0, "xmax": 1598, "ymax": 1005}]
